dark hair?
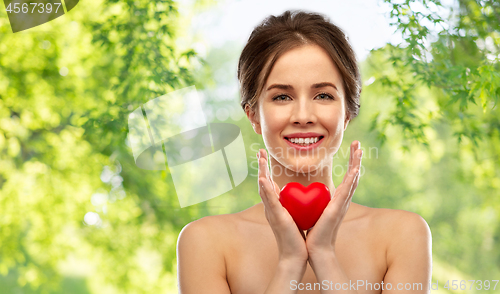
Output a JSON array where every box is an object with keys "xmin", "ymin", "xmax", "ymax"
[{"xmin": 238, "ymin": 9, "xmax": 361, "ymax": 120}]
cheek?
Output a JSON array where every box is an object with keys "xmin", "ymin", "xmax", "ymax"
[
  {"xmin": 321, "ymin": 106, "xmax": 344, "ymax": 127},
  {"xmin": 319, "ymin": 108, "xmax": 345, "ymax": 145},
  {"xmin": 325, "ymin": 120, "xmax": 343, "ymax": 140},
  {"xmin": 261, "ymin": 107, "xmax": 287, "ymax": 131}
]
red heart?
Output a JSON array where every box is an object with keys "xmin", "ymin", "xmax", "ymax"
[{"xmin": 279, "ymin": 182, "xmax": 331, "ymax": 231}]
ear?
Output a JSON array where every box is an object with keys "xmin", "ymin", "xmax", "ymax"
[{"xmin": 245, "ymin": 104, "xmax": 262, "ymax": 135}]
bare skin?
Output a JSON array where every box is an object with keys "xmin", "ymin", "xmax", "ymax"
[
  {"xmin": 177, "ymin": 44, "xmax": 432, "ymax": 294},
  {"xmin": 179, "ymin": 201, "xmax": 428, "ymax": 294},
  {"xmin": 177, "ymin": 160, "xmax": 431, "ymax": 294}
]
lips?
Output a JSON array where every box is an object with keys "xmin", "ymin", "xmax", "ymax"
[
  {"xmin": 284, "ymin": 132, "xmax": 323, "ymax": 139},
  {"xmin": 282, "ymin": 132, "xmax": 325, "ymax": 150}
]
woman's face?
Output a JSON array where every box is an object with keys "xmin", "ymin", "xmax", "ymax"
[{"xmin": 247, "ymin": 44, "xmax": 349, "ymax": 172}]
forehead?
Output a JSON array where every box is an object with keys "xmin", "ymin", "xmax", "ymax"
[{"xmin": 264, "ymin": 44, "xmax": 344, "ymax": 91}]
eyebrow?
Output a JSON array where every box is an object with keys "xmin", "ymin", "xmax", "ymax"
[{"xmin": 266, "ymin": 82, "xmax": 338, "ymax": 92}]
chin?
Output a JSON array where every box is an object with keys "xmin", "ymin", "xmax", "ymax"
[{"xmin": 282, "ymin": 156, "xmax": 326, "ymax": 174}]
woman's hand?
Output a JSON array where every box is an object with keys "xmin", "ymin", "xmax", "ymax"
[
  {"xmin": 257, "ymin": 149, "xmax": 309, "ymax": 265},
  {"xmin": 304, "ymin": 141, "xmax": 363, "ymax": 259}
]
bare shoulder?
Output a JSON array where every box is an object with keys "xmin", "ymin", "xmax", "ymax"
[
  {"xmin": 350, "ymin": 203, "xmax": 430, "ymax": 236},
  {"xmin": 177, "ymin": 213, "xmax": 244, "ymax": 294},
  {"xmin": 375, "ymin": 207, "xmax": 431, "ymax": 238},
  {"xmin": 178, "ymin": 213, "xmax": 238, "ymax": 247},
  {"xmin": 348, "ymin": 203, "xmax": 432, "ymax": 273},
  {"xmin": 347, "ymin": 204, "xmax": 432, "ymax": 253},
  {"xmin": 355, "ymin": 205, "xmax": 432, "ymax": 270},
  {"xmin": 177, "ymin": 206, "xmax": 257, "ymax": 250}
]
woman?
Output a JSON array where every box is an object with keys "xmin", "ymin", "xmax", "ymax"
[{"xmin": 177, "ymin": 10, "xmax": 432, "ymax": 294}]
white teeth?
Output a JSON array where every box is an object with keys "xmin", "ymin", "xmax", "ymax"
[{"xmin": 287, "ymin": 137, "xmax": 321, "ymax": 145}]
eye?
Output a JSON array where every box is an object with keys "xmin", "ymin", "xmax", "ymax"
[
  {"xmin": 315, "ymin": 92, "xmax": 334, "ymax": 100},
  {"xmin": 272, "ymin": 94, "xmax": 291, "ymax": 102}
]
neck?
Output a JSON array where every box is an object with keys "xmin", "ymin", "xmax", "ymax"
[{"xmin": 268, "ymin": 155, "xmax": 336, "ymax": 197}]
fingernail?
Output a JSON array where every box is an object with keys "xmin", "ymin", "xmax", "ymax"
[{"xmin": 256, "ymin": 152, "xmax": 260, "ymax": 159}]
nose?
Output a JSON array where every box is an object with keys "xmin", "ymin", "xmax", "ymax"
[{"xmin": 290, "ymin": 97, "xmax": 316, "ymax": 125}]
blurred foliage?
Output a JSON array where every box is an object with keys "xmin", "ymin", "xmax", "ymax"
[
  {"xmin": 352, "ymin": 48, "xmax": 500, "ymax": 289},
  {"xmin": 0, "ymin": 0, "xmax": 216, "ymax": 293},
  {"xmin": 0, "ymin": 0, "xmax": 498, "ymax": 293},
  {"xmin": 362, "ymin": 0, "xmax": 500, "ymax": 289},
  {"xmin": 376, "ymin": 0, "xmax": 500, "ymax": 149}
]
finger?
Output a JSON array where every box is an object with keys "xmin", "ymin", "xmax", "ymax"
[
  {"xmin": 341, "ymin": 144, "xmax": 353, "ymax": 185},
  {"xmin": 258, "ymin": 177, "xmax": 271, "ymax": 208},
  {"xmin": 259, "ymin": 175, "xmax": 280, "ymax": 213},
  {"xmin": 258, "ymin": 149, "xmax": 268, "ymax": 181},
  {"xmin": 273, "ymin": 180, "xmax": 280, "ymax": 195},
  {"xmin": 353, "ymin": 148, "xmax": 363, "ymax": 175},
  {"xmin": 338, "ymin": 146, "xmax": 361, "ymax": 199},
  {"xmin": 260, "ymin": 176, "xmax": 284, "ymax": 216},
  {"xmin": 258, "ymin": 157, "xmax": 281, "ymax": 210},
  {"xmin": 257, "ymin": 151, "xmax": 263, "ymax": 192},
  {"xmin": 350, "ymin": 141, "xmax": 361, "ymax": 172},
  {"xmin": 334, "ymin": 162, "xmax": 360, "ymax": 204},
  {"xmin": 342, "ymin": 141, "xmax": 360, "ymax": 184},
  {"xmin": 346, "ymin": 169, "xmax": 361, "ymax": 205},
  {"xmin": 343, "ymin": 149, "xmax": 363, "ymax": 204},
  {"xmin": 261, "ymin": 149, "xmax": 277, "ymax": 196},
  {"xmin": 320, "ymin": 148, "xmax": 362, "ymax": 224},
  {"xmin": 299, "ymin": 227, "xmax": 306, "ymax": 241},
  {"xmin": 259, "ymin": 149, "xmax": 286, "ymax": 215},
  {"xmin": 257, "ymin": 154, "xmax": 270, "ymax": 206},
  {"xmin": 257, "ymin": 151, "xmax": 273, "ymax": 206},
  {"xmin": 262, "ymin": 149, "xmax": 272, "ymax": 184},
  {"xmin": 258, "ymin": 149, "xmax": 271, "ymax": 182},
  {"xmin": 347, "ymin": 151, "xmax": 363, "ymax": 201}
]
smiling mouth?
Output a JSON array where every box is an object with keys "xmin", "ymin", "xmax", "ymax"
[{"xmin": 284, "ymin": 136, "xmax": 324, "ymax": 146}]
